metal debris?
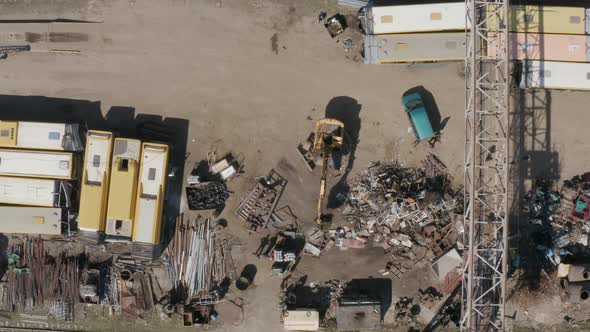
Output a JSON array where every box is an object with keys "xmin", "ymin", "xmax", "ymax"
[
  {"xmin": 235, "ymin": 169, "xmax": 287, "ymax": 232},
  {"xmin": 1, "ymin": 237, "xmax": 82, "ymax": 312},
  {"xmin": 324, "ymin": 14, "xmax": 346, "ymax": 38},
  {"xmin": 340, "ymin": 155, "xmax": 462, "ymax": 277},
  {"xmin": 164, "ymin": 214, "xmax": 236, "ymax": 305},
  {"xmin": 186, "ymin": 182, "xmax": 229, "ymax": 210}
]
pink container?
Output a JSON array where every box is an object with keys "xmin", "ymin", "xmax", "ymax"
[{"xmin": 488, "ymin": 33, "xmax": 589, "ymax": 62}]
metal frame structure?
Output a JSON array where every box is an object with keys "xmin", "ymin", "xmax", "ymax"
[{"xmin": 462, "ymin": 0, "xmax": 509, "ymax": 330}]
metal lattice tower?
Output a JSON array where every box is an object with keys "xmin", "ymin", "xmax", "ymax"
[{"xmin": 462, "ymin": 0, "xmax": 509, "ymax": 331}]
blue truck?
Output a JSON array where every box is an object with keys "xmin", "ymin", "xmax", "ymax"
[{"xmin": 402, "ymin": 92, "xmax": 435, "ymax": 142}]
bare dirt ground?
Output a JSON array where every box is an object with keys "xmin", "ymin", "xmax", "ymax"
[{"xmin": 1, "ymin": 0, "xmax": 590, "ymax": 331}]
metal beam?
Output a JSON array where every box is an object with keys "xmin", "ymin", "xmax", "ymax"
[{"xmin": 462, "ymin": 0, "xmax": 509, "ymax": 331}]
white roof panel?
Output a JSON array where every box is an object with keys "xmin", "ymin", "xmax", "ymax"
[
  {"xmin": 17, "ymin": 122, "xmax": 67, "ymax": 150},
  {"xmin": 284, "ymin": 310, "xmax": 319, "ymax": 331},
  {"xmin": 364, "ymin": 32, "xmax": 465, "ymax": 64},
  {"xmin": 0, "ymin": 149, "xmax": 73, "ymax": 179},
  {"xmin": 112, "ymin": 138, "xmax": 141, "ymax": 161},
  {"xmin": 84, "ymin": 131, "xmax": 111, "ymax": 184},
  {"xmin": 134, "ymin": 199, "xmax": 157, "ymax": 243},
  {"xmin": 139, "ymin": 145, "xmax": 166, "ymax": 197},
  {"xmin": 134, "ymin": 144, "xmax": 168, "ymax": 243},
  {"xmin": 520, "ymin": 60, "xmax": 590, "ymax": 90},
  {"xmin": 366, "ymin": 3, "xmax": 466, "ymax": 34},
  {"xmin": 0, "ymin": 176, "xmax": 59, "ymax": 206}
]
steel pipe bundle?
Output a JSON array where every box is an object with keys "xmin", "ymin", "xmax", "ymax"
[{"xmin": 164, "ymin": 214, "xmax": 235, "ymax": 304}]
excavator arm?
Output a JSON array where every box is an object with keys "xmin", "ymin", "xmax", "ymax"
[{"xmin": 316, "ymin": 144, "xmax": 330, "ymax": 224}]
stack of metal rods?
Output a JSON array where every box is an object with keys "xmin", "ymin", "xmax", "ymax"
[
  {"xmin": 2, "ymin": 237, "xmax": 81, "ymax": 311},
  {"xmin": 166, "ymin": 214, "xmax": 233, "ymax": 303}
]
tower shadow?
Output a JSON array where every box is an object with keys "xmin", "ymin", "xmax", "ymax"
[{"xmin": 324, "ymin": 96, "xmax": 362, "ymax": 209}]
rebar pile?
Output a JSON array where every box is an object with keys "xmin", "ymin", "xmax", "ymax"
[
  {"xmin": 164, "ymin": 214, "xmax": 235, "ymax": 304},
  {"xmin": 2, "ymin": 237, "xmax": 81, "ymax": 311},
  {"xmin": 99, "ymin": 267, "xmax": 121, "ymax": 314}
]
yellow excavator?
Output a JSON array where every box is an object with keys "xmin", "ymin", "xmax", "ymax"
[{"xmin": 311, "ymin": 118, "xmax": 345, "ymax": 224}]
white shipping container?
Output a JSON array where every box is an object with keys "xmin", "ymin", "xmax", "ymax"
[
  {"xmin": 0, "ymin": 207, "xmax": 62, "ymax": 235},
  {"xmin": 0, "ymin": 176, "xmax": 64, "ymax": 207},
  {"xmin": 364, "ymin": 32, "xmax": 465, "ymax": 64},
  {"xmin": 361, "ymin": 3, "xmax": 466, "ymax": 35},
  {"xmin": 520, "ymin": 60, "xmax": 590, "ymax": 91},
  {"xmin": 18, "ymin": 122, "xmax": 83, "ymax": 151},
  {"xmin": 0, "ymin": 149, "xmax": 74, "ymax": 179}
]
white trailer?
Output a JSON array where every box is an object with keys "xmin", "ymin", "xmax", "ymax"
[
  {"xmin": 364, "ymin": 32, "xmax": 465, "ymax": 64},
  {"xmin": 0, "ymin": 149, "xmax": 76, "ymax": 179},
  {"xmin": 0, "ymin": 121, "xmax": 83, "ymax": 151},
  {"xmin": 0, "ymin": 207, "xmax": 62, "ymax": 235},
  {"xmin": 360, "ymin": 3, "xmax": 466, "ymax": 35},
  {"xmin": 0, "ymin": 176, "xmax": 71, "ymax": 207},
  {"xmin": 520, "ymin": 60, "xmax": 590, "ymax": 91}
]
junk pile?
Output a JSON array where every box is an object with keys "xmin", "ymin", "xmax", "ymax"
[
  {"xmin": 281, "ymin": 278, "xmax": 388, "ymax": 330},
  {"xmin": 394, "ymin": 288, "xmax": 443, "ymax": 326},
  {"xmin": 164, "ymin": 214, "xmax": 237, "ymax": 305},
  {"xmin": 185, "ymin": 149, "xmax": 244, "ymax": 211},
  {"xmin": 522, "ymin": 175, "xmax": 590, "ymax": 265},
  {"xmin": 558, "ymin": 263, "xmax": 590, "ymax": 304},
  {"xmin": 522, "ymin": 179, "xmax": 562, "ymax": 227},
  {"xmin": 280, "ymin": 278, "xmax": 343, "ymax": 327},
  {"xmin": 317, "ymin": 10, "xmax": 363, "ymax": 62},
  {"xmin": 270, "ymin": 232, "xmax": 306, "ymax": 276},
  {"xmin": 235, "ymin": 169, "xmax": 287, "ymax": 232},
  {"xmin": 339, "ymin": 155, "xmax": 463, "ymax": 277},
  {"xmin": 186, "ymin": 182, "xmax": 229, "ymax": 210},
  {"xmin": 1, "ymin": 237, "xmax": 82, "ymax": 312}
]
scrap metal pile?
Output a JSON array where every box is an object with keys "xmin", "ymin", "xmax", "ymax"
[
  {"xmin": 280, "ymin": 278, "xmax": 343, "ymax": 325},
  {"xmin": 394, "ymin": 287, "xmax": 460, "ymax": 329},
  {"xmin": 1, "ymin": 237, "xmax": 81, "ymax": 312},
  {"xmin": 0, "ymin": 236, "xmax": 168, "ymax": 320},
  {"xmin": 235, "ymin": 169, "xmax": 287, "ymax": 232},
  {"xmin": 164, "ymin": 214, "xmax": 237, "ymax": 304},
  {"xmin": 341, "ymin": 155, "xmax": 463, "ymax": 277},
  {"xmin": 186, "ymin": 182, "xmax": 229, "ymax": 210},
  {"xmin": 523, "ymin": 174, "xmax": 590, "ymax": 264}
]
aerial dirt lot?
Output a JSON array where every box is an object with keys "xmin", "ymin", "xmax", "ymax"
[{"xmin": 1, "ymin": 0, "xmax": 590, "ymax": 331}]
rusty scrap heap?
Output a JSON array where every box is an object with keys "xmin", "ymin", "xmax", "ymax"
[
  {"xmin": 1, "ymin": 237, "xmax": 81, "ymax": 312},
  {"xmin": 342, "ymin": 154, "xmax": 463, "ymax": 277}
]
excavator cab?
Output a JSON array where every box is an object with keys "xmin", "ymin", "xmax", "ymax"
[{"xmin": 312, "ymin": 118, "xmax": 344, "ymax": 153}]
